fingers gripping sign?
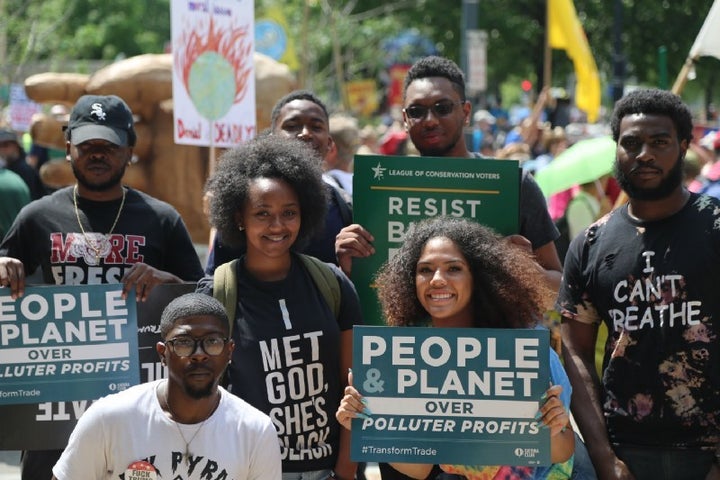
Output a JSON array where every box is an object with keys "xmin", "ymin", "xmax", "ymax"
[
  {"xmin": 0, "ymin": 257, "xmax": 27, "ymax": 299},
  {"xmin": 336, "ymin": 369, "xmax": 373, "ymax": 431}
]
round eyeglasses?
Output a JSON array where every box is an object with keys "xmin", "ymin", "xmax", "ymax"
[{"xmin": 165, "ymin": 335, "xmax": 229, "ymax": 357}]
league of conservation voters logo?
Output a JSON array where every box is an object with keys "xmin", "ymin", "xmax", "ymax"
[
  {"xmin": 372, "ymin": 162, "xmax": 386, "ymax": 180},
  {"xmin": 369, "ymin": 160, "xmax": 504, "ymax": 182}
]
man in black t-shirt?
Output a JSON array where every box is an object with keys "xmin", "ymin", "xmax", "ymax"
[
  {"xmin": 559, "ymin": 88, "xmax": 720, "ymax": 479},
  {"xmin": 0, "ymin": 94, "xmax": 203, "ymax": 480},
  {"xmin": 335, "ymin": 56, "xmax": 562, "ymax": 293}
]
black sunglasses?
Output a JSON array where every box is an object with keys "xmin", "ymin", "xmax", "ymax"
[{"xmin": 404, "ymin": 101, "xmax": 464, "ymax": 120}]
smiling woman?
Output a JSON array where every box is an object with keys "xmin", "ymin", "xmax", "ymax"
[
  {"xmin": 337, "ymin": 216, "xmax": 576, "ymax": 479},
  {"xmin": 196, "ymin": 134, "xmax": 363, "ymax": 478},
  {"xmin": 239, "ymin": 177, "xmax": 302, "ymax": 267},
  {"xmin": 376, "ymin": 217, "xmax": 552, "ymax": 330}
]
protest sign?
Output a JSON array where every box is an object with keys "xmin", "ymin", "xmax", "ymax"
[
  {"xmin": 9, "ymin": 83, "xmax": 41, "ymax": 132},
  {"xmin": 352, "ymin": 155, "xmax": 520, "ymax": 325},
  {"xmin": 0, "ymin": 284, "xmax": 138, "ymax": 405},
  {"xmin": 0, "ymin": 283, "xmax": 195, "ymax": 449},
  {"xmin": 351, "ymin": 326, "xmax": 551, "ymax": 466},
  {"xmin": 171, "ymin": 0, "xmax": 256, "ymax": 147}
]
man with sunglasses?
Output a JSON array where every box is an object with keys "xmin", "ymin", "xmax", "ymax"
[
  {"xmin": 336, "ymin": 57, "xmax": 594, "ymax": 479},
  {"xmin": 52, "ymin": 293, "xmax": 281, "ymax": 480},
  {"xmin": 336, "ymin": 56, "xmax": 562, "ymax": 295}
]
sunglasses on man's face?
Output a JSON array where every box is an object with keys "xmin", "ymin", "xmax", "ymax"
[{"xmin": 404, "ymin": 101, "xmax": 464, "ymax": 120}]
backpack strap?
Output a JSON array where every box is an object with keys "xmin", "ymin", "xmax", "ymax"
[
  {"xmin": 213, "ymin": 259, "xmax": 239, "ymax": 336},
  {"xmin": 213, "ymin": 256, "xmax": 341, "ymax": 336},
  {"xmin": 329, "ymin": 184, "xmax": 353, "ymax": 226},
  {"xmin": 298, "ymin": 254, "xmax": 341, "ymax": 319}
]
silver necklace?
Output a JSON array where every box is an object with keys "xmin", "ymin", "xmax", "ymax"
[
  {"xmin": 163, "ymin": 388, "xmax": 219, "ymax": 466},
  {"xmin": 73, "ymin": 184, "xmax": 126, "ymax": 264}
]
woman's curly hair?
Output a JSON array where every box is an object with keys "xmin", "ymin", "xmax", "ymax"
[
  {"xmin": 206, "ymin": 135, "xmax": 328, "ymax": 250},
  {"xmin": 375, "ymin": 216, "xmax": 552, "ymax": 328}
]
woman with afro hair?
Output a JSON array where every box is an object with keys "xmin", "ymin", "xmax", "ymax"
[{"xmin": 197, "ymin": 134, "xmax": 362, "ymax": 480}]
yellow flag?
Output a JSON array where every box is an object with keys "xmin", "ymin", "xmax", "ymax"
[{"xmin": 548, "ymin": 0, "xmax": 600, "ymax": 122}]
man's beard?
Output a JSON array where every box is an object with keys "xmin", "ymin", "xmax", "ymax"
[
  {"xmin": 71, "ymin": 161, "xmax": 126, "ymax": 192},
  {"xmin": 614, "ymin": 154, "xmax": 684, "ymax": 201},
  {"xmin": 185, "ymin": 381, "xmax": 215, "ymax": 400}
]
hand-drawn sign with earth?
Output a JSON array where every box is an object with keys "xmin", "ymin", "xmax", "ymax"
[{"xmin": 176, "ymin": 17, "xmax": 253, "ymax": 122}]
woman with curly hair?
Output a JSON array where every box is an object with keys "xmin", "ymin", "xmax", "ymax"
[
  {"xmin": 377, "ymin": 216, "xmax": 551, "ymax": 330},
  {"xmin": 197, "ymin": 134, "xmax": 362, "ymax": 480},
  {"xmin": 337, "ymin": 216, "xmax": 575, "ymax": 480}
]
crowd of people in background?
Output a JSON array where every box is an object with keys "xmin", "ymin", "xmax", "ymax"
[{"xmin": 2, "ymin": 54, "xmax": 720, "ymax": 480}]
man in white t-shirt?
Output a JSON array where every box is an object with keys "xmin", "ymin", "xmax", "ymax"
[{"xmin": 52, "ymin": 293, "xmax": 281, "ymax": 480}]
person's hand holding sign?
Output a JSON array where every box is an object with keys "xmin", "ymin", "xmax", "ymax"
[
  {"xmin": 0, "ymin": 257, "xmax": 26, "ymax": 299},
  {"xmin": 121, "ymin": 262, "xmax": 183, "ymax": 302},
  {"xmin": 336, "ymin": 368, "xmax": 574, "ymax": 478},
  {"xmin": 336, "ymin": 217, "xmax": 576, "ymax": 478},
  {"xmin": 335, "ymin": 224, "xmax": 375, "ymax": 277},
  {"xmin": 336, "ymin": 369, "xmax": 371, "ymax": 431},
  {"xmin": 538, "ymin": 384, "xmax": 570, "ymax": 437},
  {"xmin": 537, "ymin": 383, "xmax": 574, "ymax": 466}
]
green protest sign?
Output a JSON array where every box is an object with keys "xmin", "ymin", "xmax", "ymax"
[
  {"xmin": 0, "ymin": 283, "xmax": 195, "ymax": 450},
  {"xmin": 352, "ymin": 155, "xmax": 520, "ymax": 325},
  {"xmin": 0, "ymin": 284, "xmax": 138, "ymax": 405},
  {"xmin": 351, "ymin": 326, "xmax": 551, "ymax": 466}
]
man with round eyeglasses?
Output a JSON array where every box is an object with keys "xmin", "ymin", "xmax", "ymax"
[
  {"xmin": 165, "ymin": 334, "xmax": 229, "ymax": 357},
  {"xmin": 52, "ymin": 293, "xmax": 281, "ymax": 480}
]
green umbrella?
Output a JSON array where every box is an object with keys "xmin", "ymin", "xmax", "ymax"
[{"xmin": 534, "ymin": 136, "xmax": 616, "ymax": 197}]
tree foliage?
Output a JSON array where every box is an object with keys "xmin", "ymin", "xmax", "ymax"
[
  {"xmin": 279, "ymin": 0, "xmax": 720, "ymax": 114},
  {"xmin": 0, "ymin": 0, "xmax": 170, "ymax": 82},
  {"xmin": 3, "ymin": 0, "xmax": 720, "ymax": 114}
]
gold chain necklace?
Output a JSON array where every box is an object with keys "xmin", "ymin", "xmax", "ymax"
[
  {"xmin": 163, "ymin": 387, "xmax": 219, "ymax": 466},
  {"xmin": 73, "ymin": 184, "xmax": 126, "ymax": 264}
]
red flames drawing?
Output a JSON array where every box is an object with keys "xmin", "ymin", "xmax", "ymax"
[{"xmin": 175, "ymin": 16, "xmax": 253, "ymax": 104}]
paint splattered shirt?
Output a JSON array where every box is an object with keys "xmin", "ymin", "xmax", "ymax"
[{"xmin": 557, "ymin": 193, "xmax": 720, "ymax": 449}]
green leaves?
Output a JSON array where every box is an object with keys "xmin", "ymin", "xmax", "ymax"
[{"xmin": 4, "ymin": 0, "xmax": 720, "ymax": 110}]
